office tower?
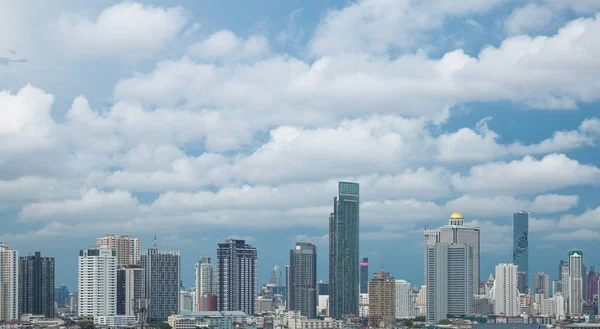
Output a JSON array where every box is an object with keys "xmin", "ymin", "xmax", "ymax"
[
  {"xmin": 533, "ymin": 272, "xmax": 550, "ymax": 299},
  {"xmin": 553, "ymin": 280, "xmax": 562, "ymax": 296},
  {"xmin": 18, "ymin": 252, "xmax": 55, "ymax": 318},
  {"xmin": 587, "ymin": 266, "xmax": 598, "ymax": 302},
  {"xmin": 494, "ymin": 264, "xmax": 520, "ymax": 316},
  {"xmin": 559, "ymin": 260, "xmax": 569, "ymax": 281},
  {"xmin": 329, "ymin": 182, "xmax": 360, "ymax": 319},
  {"xmin": 180, "ymin": 290, "xmax": 193, "ymax": 312},
  {"xmin": 116, "ymin": 266, "xmax": 145, "ymax": 317},
  {"xmin": 270, "ymin": 265, "xmax": 282, "ymax": 286},
  {"xmin": 194, "ymin": 257, "xmax": 214, "ymax": 311},
  {"xmin": 395, "ymin": 280, "xmax": 412, "ymax": 318},
  {"xmin": 217, "ymin": 239, "xmax": 258, "ymax": 314},
  {"xmin": 285, "ymin": 265, "xmax": 291, "ymax": 308},
  {"xmin": 141, "ymin": 248, "xmax": 180, "ymax": 321},
  {"xmin": 78, "ymin": 247, "xmax": 117, "ymax": 317},
  {"xmin": 0, "ymin": 244, "xmax": 19, "ymax": 321},
  {"xmin": 513, "ymin": 211, "xmax": 529, "ymax": 293},
  {"xmin": 439, "ymin": 212, "xmax": 480, "ymax": 294},
  {"xmin": 360, "ymin": 258, "xmax": 369, "ymax": 294},
  {"xmin": 426, "ymin": 243, "xmax": 473, "ymax": 323},
  {"xmin": 568, "ymin": 250, "xmax": 583, "ymax": 315},
  {"xmin": 198, "ymin": 294, "xmax": 217, "ymax": 311},
  {"xmin": 368, "ymin": 271, "xmax": 396, "ymax": 327},
  {"xmin": 55, "ymin": 285, "xmax": 70, "ymax": 309},
  {"xmin": 289, "ymin": 242, "xmax": 317, "ymax": 318},
  {"xmin": 423, "ymin": 229, "xmax": 440, "ymax": 289},
  {"xmin": 583, "ymin": 264, "xmax": 588, "ymax": 301},
  {"xmin": 69, "ymin": 291, "xmax": 78, "ymax": 314},
  {"xmin": 97, "ymin": 235, "xmax": 141, "ymax": 266}
]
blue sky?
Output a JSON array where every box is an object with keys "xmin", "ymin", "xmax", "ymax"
[{"xmin": 2, "ymin": 0, "xmax": 600, "ymax": 291}]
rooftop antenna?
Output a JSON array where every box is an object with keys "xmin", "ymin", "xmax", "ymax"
[{"xmin": 153, "ymin": 235, "xmax": 157, "ymax": 248}]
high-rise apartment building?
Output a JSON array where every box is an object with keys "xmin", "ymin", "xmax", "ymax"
[
  {"xmin": 368, "ymin": 271, "xmax": 396, "ymax": 327},
  {"xmin": 438, "ymin": 213, "xmax": 480, "ymax": 295},
  {"xmin": 18, "ymin": 252, "xmax": 55, "ymax": 318},
  {"xmin": 270, "ymin": 265, "xmax": 282, "ymax": 286},
  {"xmin": 217, "ymin": 239, "xmax": 257, "ymax": 315},
  {"xmin": 0, "ymin": 244, "xmax": 19, "ymax": 321},
  {"xmin": 194, "ymin": 257, "xmax": 214, "ymax": 311},
  {"xmin": 568, "ymin": 251, "xmax": 583, "ymax": 315},
  {"xmin": 559, "ymin": 260, "xmax": 570, "ymax": 303},
  {"xmin": 395, "ymin": 280, "xmax": 412, "ymax": 319},
  {"xmin": 329, "ymin": 182, "xmax": 360, "ymax": 319},
  {"xmin": 78, "ymin": 247, "xmax": 117, "ymax": 317},
  {"xmin": 494, "ymin": 264, "xmax": 519, "ymax": 316},
  {"xmin": 533, "ymin": 272, "xmax": 550, "ymax": 299},
  {"xmin": 426, "ymin": 242, "xmax": 473, "ymax": 323},
  {"xmin": 289, "ymin": 242, "xmax": 317, "ymax": 318},
  {"xmin": 587, "ymin": 266, "xmax": 597, "ymax": 302},
  {"xmin": 513, "ymin": 211, "xmax": 529, "ymax": 293},
  {"xmin": 97, "ymin": 235, "xmax": 141, "ymax": 266},
  {"xmin": 116, "ymin": 266, "xmax": 145, "ymax": 318},
  {"xmin": 141, "ymin": 248, "xmax": 180, "ymax": 321},
  {"xmin": 360, "ymin": 258, "xmax": 369, "ymax": 294}
]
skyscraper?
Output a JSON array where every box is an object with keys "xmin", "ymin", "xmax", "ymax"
[
  {"xmin": 587, "ymin": 266, "xmax": 597, "ymax": 302},
  {"xmin": 494, "ymin": 264, "xmax": 519, "ymax": 316},
  {"xmin": 18, "ymin": 252, "xmax": 55, "ymax": 318},
  {"xmin": 270, "ymin": 265, "xmax": 282, "ymax": 286},
  {"xmin": 439, "ymin": 213, "xmax": 480, "ymax": 294},
  {"xmin": 568, "ymin": 251, "xmax": 583, "ymax": 315},
  {"xmin": 217, "ymin": 239, "xmax": 257, "ymax": 315},
  {"xmin": 533, "ymin": 272, "xmax": 550, "ymax": 299},
  {"xmin": 194, "ymin": 257, "xmax": 214, "ymax": 311},
  {"xmin": 329, "ymin": 181, "xmax": 360, "ymax": 319},
  {"xmin": 513, "ymin": 211, "xmax": 529, "ymax": 293},
  {"xmin": 395, "ymin": 280, "xmax": 412, "ymax": 319},
  {"xmin": 97, "ymin": 235, "xmax": 141, "ymax": 266},
  {"xmin": 55, "ymin": 285, "xmax": 70, "ymax": 309},
  {"xmin": 426, "ymin": 242, "xmax": 473, "ymax": 323},
  {"xmin": 289, "ymin": 242, "xmax": 317, "ymax": 318},
  {"xmin": 116, "ymin": 266, "xmax": 145, "ymax": 318},
  {"xmin": 78, "ymin": 247, "xmax": 117, "ymax": 317},
  {"xmin": 141, "ymin": 248, "xmax": 180, "ymax": 321},
  {"xmin": 0, "ymin": 243, "xmax": 19, "ymax": 321},
  {"xmin": 368, "ymin": 271, "xmax": 396, "ymax": 327},
  {"xmin": 360, "ymin": 258, "xmax": 369, "ymax": 294}
]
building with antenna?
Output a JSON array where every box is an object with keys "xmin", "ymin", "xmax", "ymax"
[{"xmin": 141, "ymin": 242, "xmax": 180, "ymax": 322}]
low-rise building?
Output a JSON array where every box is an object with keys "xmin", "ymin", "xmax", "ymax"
[
  {"xmin": 0, "ymin": 322, "xmax": 34, "ymax": 329},
  {"xmin": 288, "ymin": 317, "xmax": 343, "ymax": 329},
  {"xmin": 94, "ymin": 315, "xmax": 138, "ymax": 327}
]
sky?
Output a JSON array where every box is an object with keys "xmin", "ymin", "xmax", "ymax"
[{"xmin": 1, "ymin": 0, "xmax": 600, "ymax": 292}]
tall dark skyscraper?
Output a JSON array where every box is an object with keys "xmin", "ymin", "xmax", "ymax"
[
  {"xmin": 18, "ymin": 252, "xmax": 55, "ymax": 318},
  {"xmin": 141, "ymin": 248, "xmax": 180, "ymax": 322},
  {"xmin": 289, "ymin": 242, "xmax": 317, "ymax": 318},
  {"xmin": 513, "ymin": 211, "xmax": 529, "ymax": 292},
  {"xmin": 329, "ymin": 182, "xmax": 360, "ymax": 319},
  {"xmin": 360, "ymin": 258, "xmax": 369, "ymax": 294},
  {"xmin": 217, "ymin": 239, "xmax": 257, "ymax": 315}
]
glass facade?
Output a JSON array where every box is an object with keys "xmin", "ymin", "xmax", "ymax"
[
  {"xmin": 289, "ymin": 242, "xmax": 317, "ymax": 318},
  {"xmin": 18, "ymin": 252, "xmax": 55, "ymax": 318},
  {"xmin": 513, "ymin": 211, "xmax": 529, "ymax": 292},
  {"xmin": 360, "ymin": 258, "xmax": 369, "ymax": 294},
  {"xmin": 329, "ymin": 182, "xmax": 359, "ymax": 319}
]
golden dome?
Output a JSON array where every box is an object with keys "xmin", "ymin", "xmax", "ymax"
[{"xmin": 449, "ymin": 212, "xmax": 464, "ymax": 220}]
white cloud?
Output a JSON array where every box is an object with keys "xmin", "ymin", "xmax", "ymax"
[
  {"xmin": 55, "ymin": 2, "xmax": 187, "ymax": 58},
  {"xmin": 505, "ymin": 4, "xmax": 554, "ymax": 35},
  {"xmin": 559, "ymin": 206, "xmax": 600, "ymax": 228},
  {"xmin": 187, "ymin": 30, "xmax": 269, "ymax": 61},
  {"xmin": 19, "ymin": 189, "xmax": 140, "ymax": 222},
  {"xmin": 544, "ymin": 229, "xmax": 600, "ymax": 241},
  {"xmin": 466, "ymin": 220, "xmax": 512, "ymax": 254},
  {"xmin": 309, "ymin": 0, "xmax": 507, "ymax": 55},
  {"xmin": 452, "ymin": 154, "xmax": 600, "ymax": 195},
  {"xmin": 529, "ymin": 194, "xmax": 579, "ymax": 213},
  {"xmin": 543, "ymin": 0, "xmax": 600, "ymax": 13}
]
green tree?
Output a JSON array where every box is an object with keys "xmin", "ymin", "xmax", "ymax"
[
  {"xmin": 149, "ymin": 322, "xmax": 172, "ymax": 329},
  {"xmin": 78, "ymin": 321, "xmax": 95, "ymax": 329},
  {"xmin": 438, "ymin": 319, "xmax": 452, "ymax": 325}
]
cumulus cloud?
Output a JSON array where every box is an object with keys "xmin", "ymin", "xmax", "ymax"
[
  {"xmin": 452, "ymin": 154, "xmax": 600, "ymax": 195},
  {"xmin": 505, "ymin": 4, "xmax": 554, "ymax": 35},
  {"xmin": 55, "ymin": 2, "xmax": 187, "ymax": 58},
  {"xmin": 559, "ymin": 206, "xmax": 600, "ymax": 228},
  {"xmin": 187, "ymin": 30, "xmax": 269, "ymax": 61},
  {"xmin": 544, "ymin": 229, "xmax": 600, "ymax": 241}
]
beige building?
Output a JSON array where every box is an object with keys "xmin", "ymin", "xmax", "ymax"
[
  {"xmin": 0, "ymin": 244, "xmax": 19, "ymax": 321},
  {"xmin": 368, "ymin": 271, "xmax": 396, "ymax": 328},
  {"xmin": 97, "ymin": 235, "xmax": 141, "ymax": 266}
]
